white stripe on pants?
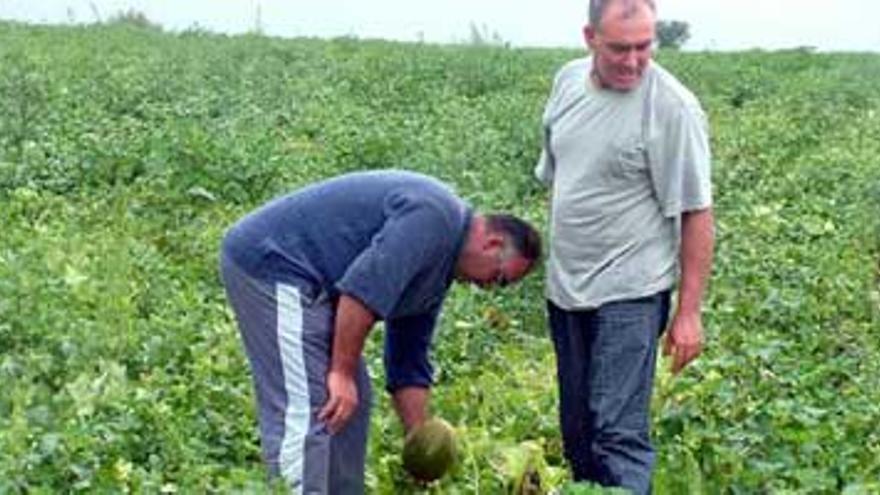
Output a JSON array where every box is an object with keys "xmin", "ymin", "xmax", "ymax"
[
  {"xmin": 220, "ymin": 252, "xmax": 371, "ymax": 494},
  {"xmin": 277, "ymin": 283, "xmax": 309, "ymax": 492}
]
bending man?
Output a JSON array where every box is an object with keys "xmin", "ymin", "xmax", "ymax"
[{"xmin": 220, "ymin": 169, "xmax": 542, "ymax": 493}]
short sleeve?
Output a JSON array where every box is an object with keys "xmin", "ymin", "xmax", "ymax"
[
  {"xmin": 535, "ymin": 65, "xmax": 570, "ymax": 186},
  {"xmin": 335, "ymin": 193, "xmax": 451, "ymax": 319},
  {"xmin": 382, "ymin": 307, "xmax": 441, "ymax": 393},
  {"xmin": 648, "ymin": 103, "xmax": 712, "ymax": 217}
]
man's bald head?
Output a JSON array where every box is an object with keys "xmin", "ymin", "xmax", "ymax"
[{"xmin": 589, "ymin": 0, "xmax": 656, "ymax": 32}]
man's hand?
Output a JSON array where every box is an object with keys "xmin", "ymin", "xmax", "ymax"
[
  {"xmin": 663, "ymin": 311, "xmax": 703, "ymax": 374},
  {"xmin": 319, "ymin": 369, "xmax": 359, "ymax": 434},
  {"xmin": 320, "ymin": 294, "xmax": 376, "ymax": 434}
]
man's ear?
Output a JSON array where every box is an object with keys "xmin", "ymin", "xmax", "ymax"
[
  {"xmin": 483, "ymin": 233, "xmax": 505, "ymax": 251},
  {"xmin": 583, "ymin": 24, "xmax": 597, "ymax": 48}
]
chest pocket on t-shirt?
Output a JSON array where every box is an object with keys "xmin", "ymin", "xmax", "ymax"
[{"xmin": 613, "ymin": 136, "xmax": 649, "ymax": 178}]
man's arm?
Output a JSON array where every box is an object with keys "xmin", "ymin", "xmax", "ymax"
[
  {"xmin": 391, "ymin": 386, "xmax": 430, "ymax": 433},
  {"xmin": 383, "ymin": 309, "xmax": 439, "ymax": 432},
  {"xmin": 318, "ymin": 294, "xmax": 376, "ymax": 433},
  {"xmin": 664, "ymin": 207, "xmax": 715, "ymax": 374}
]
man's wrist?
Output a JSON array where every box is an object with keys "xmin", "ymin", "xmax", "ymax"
[
  {"xmin": 329, "ymin": 359, "xmax": 358, "ymax": 378},
  {"xmin": 675, "ymin": 305, "xmax": 702, "ymax": 318}
]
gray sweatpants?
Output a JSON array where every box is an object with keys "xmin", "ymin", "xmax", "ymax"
[{"xmin": 220, "ymin": 253, "xmax": 373, "ymax": 494}]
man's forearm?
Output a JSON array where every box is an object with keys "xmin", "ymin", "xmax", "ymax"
[
  {"xmin": 678, "ymin": 208, "xmax": 715, "ymax": 315},
  {"xmin": 330, "ymin": 294, "xmax": 377, "ymax": 377},
  {"xmin": 392, "ymin": 386, "xmax": 430, "ymax": 432}
]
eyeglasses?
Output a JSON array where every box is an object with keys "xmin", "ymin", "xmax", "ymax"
[{"xmin": 494, "ymin": 251, "xmax": 511, "ymax": 287}]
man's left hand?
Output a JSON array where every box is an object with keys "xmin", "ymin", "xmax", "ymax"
[{"xmin": 663, "ymin": 312, "xmax": 703, "ymax": 374}]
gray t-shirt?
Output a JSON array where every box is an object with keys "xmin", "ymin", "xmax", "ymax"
[{"xmin": 535, "ymin": 57, "xmax": 712, "ymax": 310}]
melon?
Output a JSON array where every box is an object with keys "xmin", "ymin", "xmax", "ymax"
[{"xmin": 402, "ymin": 417, "xmax": 457, "ymax": 482}]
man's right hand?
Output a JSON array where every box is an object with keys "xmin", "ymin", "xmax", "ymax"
[
  {"xmin": 320, "ymin": 294, "xmax": 376, "ymax": 434},
  {"xmin": 318, "ymin": 369, "xmax": 359, "ymax": 434}
]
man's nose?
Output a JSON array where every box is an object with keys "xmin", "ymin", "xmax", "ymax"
[{"xmin": 621, "ymin": 49, "xmax": 639, "ymax": 69}]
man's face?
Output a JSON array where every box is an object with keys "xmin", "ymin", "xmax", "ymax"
[{"xmin": 584, "ymin": 1, "xmax": 655, "ymax": 91}]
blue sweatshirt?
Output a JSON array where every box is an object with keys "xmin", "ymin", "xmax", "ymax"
[{"xmin": 222, "ymin": 170, "xmax": 473, "ymax": 391}]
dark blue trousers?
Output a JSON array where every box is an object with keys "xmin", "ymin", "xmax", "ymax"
[{"xmin": 548, "ymin": 292, "xmax": 670, "ymax": 495}]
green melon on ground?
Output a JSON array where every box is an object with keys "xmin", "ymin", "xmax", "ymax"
[{"xmin": 402, "ymin": 418, "xmax": 458, "ymax": 482}]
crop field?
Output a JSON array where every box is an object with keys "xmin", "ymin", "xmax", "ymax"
[{"xmin": 1, "ymin": 21, "xmax": 879, "ymax": 494}]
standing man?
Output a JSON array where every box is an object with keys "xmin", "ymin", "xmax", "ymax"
[
  {"xmin": 220, "ymin": 170, "xmax": 541, "ymax": 493},
  {"xmin": 535, "ymin": 0, "xmax": 714, "ymax": 492}
]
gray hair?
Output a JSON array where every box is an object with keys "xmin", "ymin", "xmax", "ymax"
[{"xmin": 589, "ymin": 0, "xmax": 656, "ymax": 30}]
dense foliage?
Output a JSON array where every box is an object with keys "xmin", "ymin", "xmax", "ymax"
[
  {"xmin": 655, "ymin": 20, "xmax": 690, "ymax": 50},
  {"xmin": 1, "ymin": 21, "xmax": 878, "ymax": 493}
]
